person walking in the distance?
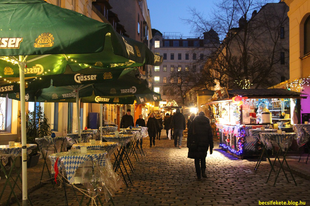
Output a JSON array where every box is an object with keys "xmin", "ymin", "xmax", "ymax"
[
  {"xmin": 187, "ymin": 111, "xmax": 214, "ymax": 181},
  {"xmin": 147, "ymin": 113, "xmax": 159, "ymax": 147},
  {"xmin": 135, "ymin": 114, "xmax": 145, "ymax": 127},
  {"xmin": 156, "ymin": 114, "xmax": 163, "ymax": 140},
  {"xmin": 120, "ymin": 109, "xmax": 134, "ymax": 128},
  {"xmin": 164, "ymin": 113, "xmax": 171, "ymax": 138},
  {"xmin": 170, "ymin": 108, "xmax": 186, "ymax": 149}
]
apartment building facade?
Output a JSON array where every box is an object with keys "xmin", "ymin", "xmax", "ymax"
[{"xmin": 151, "ymin": 29, "xmax": 219, "ymax": 106}]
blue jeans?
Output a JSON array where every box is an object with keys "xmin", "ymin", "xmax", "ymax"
[{"xmin": 174, "ymin": 129, "xmax": 183, "ymax": 146}]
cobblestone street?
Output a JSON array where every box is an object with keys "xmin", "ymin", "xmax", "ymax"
[{"xmin": 3, "ymin": 137, "xmax": 310, "ymax": 206}]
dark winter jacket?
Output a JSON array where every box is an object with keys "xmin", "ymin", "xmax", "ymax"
[
  {"xmin": 164, "ymin": 116, "xmax": 171, "ymax": 130},
  {"xmin": 136, "ymin": 118, "xmax": 145, "ymax": 127},
  {"xmin": 120, "ymin": 114, "xmax": 134, "ymax": 128},
  {"xmin": 147, "ymin": 117, "xmax": 159, "ymax": 135},
  {"xmin": 187, "ymin": 113, "xmax": 213, "ymax": 159},
  {"xmin": 170, "ymin": 112, "xmax": 186, "ymax": 130},
  {"xmin": 156, "ymin": 117, "xmax": 163, "ymax": 130},
  {"xmin": 187, "ymin": 115, "xmax": 195, "ymax": 129}
]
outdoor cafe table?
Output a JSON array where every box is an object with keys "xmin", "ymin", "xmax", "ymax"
[
  {"xmin": 249, "ymin": 128, "xmax": 277, "ymax": 171},
  {"xmin": 72, "ymin": 141, "xmax": 118, "ymax": 155},
  {"xmin": 260, "ymin": 132, "xmax": 297, "ymax": 186},
  {"xmin": 102, "ymin": 134, "xmax": 134, "ymax": 187},
  {"xmin": 35, "ymin": 136, "xmax": 67, "ymax": 184},
  {"xmin": 293, "ymin": 124, "xmax": 310, "ymax": 163},
  {"xmin": 121, "ymin": 127, "xmax": 148, "ymax": 157},
  {"xmin": 49, "ymin": 150, "xmax": 115, "ymax": 205},
  {"xmin": 0, "ymin": 143, "xmax": 37, "ymax": 205}
]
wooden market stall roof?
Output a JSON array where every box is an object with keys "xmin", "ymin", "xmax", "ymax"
[{"xmin": 228, "ymin": 89, "xmax": 307, "ymax": 99}]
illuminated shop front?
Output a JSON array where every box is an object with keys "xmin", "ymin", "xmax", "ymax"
[{"xmin": 207, "ymin": 89, "xmax": 305, "ymax": 158}]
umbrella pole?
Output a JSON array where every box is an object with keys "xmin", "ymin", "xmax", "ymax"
[
  {"xmin": 100, "ymin": 104, "xmax": 103, "ymax": 142},
  {"xmin": 77, "ymin": 91, "xmax": 81, "ymax": 142},
  {"xmin": 18, "ymin": 55, "xmax": 28, "ymax": 206}
]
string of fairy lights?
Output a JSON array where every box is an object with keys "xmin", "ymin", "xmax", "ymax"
[{"xmin": 286, "ymin": 77, "xmax": 310, "ymax": 91}]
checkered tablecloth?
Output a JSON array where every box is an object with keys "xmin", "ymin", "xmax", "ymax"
[
  {"xmin": 293, "ymin": 124, "xmax": 310, "ymax": 147},
  {"xmin": 102, "ymin": 134, "xmax": 133, "ymax": 147},
  {"xmin": 72, "ymin": 142, "xmax": 118, "ymax": 153},
  {"xmin": 102, "ymin": 126, "xmax": 118, "ymax": 134},
  {"xmin": 49, "ymin": 150, "xmax": 107, "ymax": 183},
  {"xmin": 0, "ymin": 144, "xmax": 37, "ymax": 165},
  {"xmin": 249, "ymin": 129, "xmax": 277, "ymax": 140},
  {"xmin": 260, "ymin": 132, "xmax": 296, "ymax": 150}
]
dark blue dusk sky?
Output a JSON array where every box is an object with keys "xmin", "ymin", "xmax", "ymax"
[
  {"xmin": 147, "ymin": 0, "xmax": 217, "ymax": 38},
  {"xmin": 147, "ymin": 0, "xmax": 280, "ymax": 38}
]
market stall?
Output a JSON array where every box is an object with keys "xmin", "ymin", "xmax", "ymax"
[{"xmin": 207, "ymin": 89, "xmax": 306, "ymax": 158}]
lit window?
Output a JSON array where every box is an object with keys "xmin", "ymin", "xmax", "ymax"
[
  {"xmin": 178, "ymin": 66, "xmax": 182, "ymax": 72},
  {"xmin": 170, "ymin": 66, "xmax": 175, "ymax": 72},
  {"xmin": 170, "ymin": 78, "xmax": 174, "ymax": 83},
  {"xmin": 163, "ymin": 66, "xmax": 167, "ymax": 72},
  {"xmin": 154, "ymin": 66, "xmax": 160, "ymax": 72},
  {"xmin": 0, "ymin": 97, "xmax": 7, "ymax": 130},
  {"xmin": 155, "ymin": 40, "xmax": 160, "ymax": 48},
  {"xmin": 154, "ymin": 76, "xmax": 160, "ymax": 82},
  {"xmin": 163, "ymin": 77, "xmax": 167, "ymax": 83},
  {"xmin": 154, "ymin": 87, "xmax": 160, "ymax": 93},
  {"xmin": 178, "ymin": 77, "xmax": 181, "ymax": 84},
  {"xmin": 185, "ymin": 66, "xmax": 189, "ymax": 71}
]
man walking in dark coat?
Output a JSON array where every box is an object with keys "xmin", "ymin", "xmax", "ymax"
[
  {"xmin": 120, "ymin": 109, "xmax": 134, "ymax": 128},
  {"xmin": 187, "ymin": 111, "xmax": 214, "ymax": 180},
  {"xmin": 135, "ymin": 114, "xmax": 145, "ymax": 127},
  {"xmin": 170, "ymin": 108, "xmax": 186, "ymax": 148},
  {"xmin": 164, "ymin": 113, "xmax": 171, "ymax": 138}
]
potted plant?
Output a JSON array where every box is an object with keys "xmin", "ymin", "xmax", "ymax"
[{"xmin": 19, "ymin": 106, "xmax": 51, "ymax": 168}]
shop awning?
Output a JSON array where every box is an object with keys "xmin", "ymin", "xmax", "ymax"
[{"xmin": 228, "ymin": 89, "xmax": 307, "ymax": 99}]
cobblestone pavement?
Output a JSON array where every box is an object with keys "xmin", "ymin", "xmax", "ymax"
[{"xmin": 3, "ymin": 136, "xmax": 310, "ymax": 206}]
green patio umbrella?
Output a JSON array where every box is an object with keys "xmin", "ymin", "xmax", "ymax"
[{"xmin": 0, "ymin": 1, "xmax": 161, "ymax": 204}]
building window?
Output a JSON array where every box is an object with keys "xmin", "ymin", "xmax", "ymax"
[
  {"xmin": 163, "ymin": 66, "xmax": 167, "ymax": 72},
  {"xmin": 164, "ymin": 41, "xmax": 169, "ymax": 47},
  {"xmin": 154, "ymin": 87, "xmax": 160, "ymax": 93},
  {"xmin": 154, "ymin": 76, "xmax": 160, "ymax": 82},
  {"xmin": 163, "ymin": 53, "xmax": 167, "ymax": 60},
  {"xmin": 178, "ymin": 77, "xmax": 181, "ymax": 84},
  {"xmin": 155, "ymin": 40, "xmax": 160, "ymax": 48},
  {"xmin": 178, "ymin": 53, "xmax": 182, "ymax": 60},
  {"xmin": 163, "ymin": 77, "xmax": 167, "ymax": 83},
  {"xmin": 178, "ymin": 66, "xmax": 182, "ymax": 72},
  {"xmin": 185, "ymin": 53, "xmax": 189, "ymax": 60},
  {"xmin": 194, "ymin": 41, "xmax": 199, "ymax": 47},
  {"xmin": 173, "ymin": 41, "xmax": 179, "ymax": 47},
  {"xmin": 170, "ymin": 78, "xmax": 174, "ymax": 83},
  {"xmin": 193, "ymin": 53, "xmax": 196, "ymax": 60},
  {"xmin": 170, "ymin": 53, "xmax": 174, "ymax": 60},
  {"xmin": 183, "ymin": 41, "xmax": 188, "ymax": 47},
  {"xmin": 170, "ymin": 66, "xmax": 175, "ymax": 72},
  {"xmin": 305, "ymin": 16, "xmax": 310, "ymax": 55},
  {"xmin": 185, "ymin": 66, "xmax": 189, "ymax": 71},
  {"xmin": 280, "ymin": 52, "xmax": 285, "ymax": 64},
  {"xmin": 280, "ymin": 27, "xmax": 285, "ymax": 39},
  {"xmin": 0, "ymin": 97, "xmax": 7, "ymax": 131},
  {"xmin": 154, "ymin": 66, "xmax": 160, "ymax": 72},
  {"xmin": 137, "ymin": 22, "xmax": 140, "ymax": 34},
  {"xmin": 193, "ymin": 65, "xmax": 196, "ymax": 72},
  {"xmin": 200, "ymin": 54, "xmax": 204, "ymax": 60}
]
